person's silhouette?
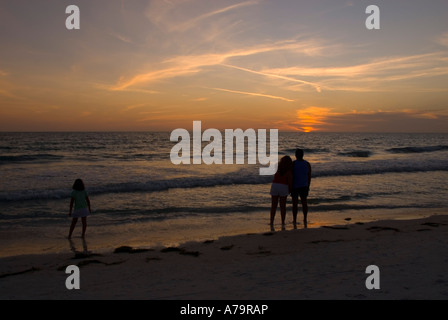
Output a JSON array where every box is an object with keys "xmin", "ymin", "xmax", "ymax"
[
  {"xmin": 291, "ymin": 149, "xmax": 311, "ymax": 228},
  {"xmin": 269, "ymin": 156, "xmax": 293, "ymax": 228}
]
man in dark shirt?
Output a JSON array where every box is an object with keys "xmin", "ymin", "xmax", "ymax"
[{"xmin": 291, "ymin": 149, "xmax": 312, "ymax": 228}]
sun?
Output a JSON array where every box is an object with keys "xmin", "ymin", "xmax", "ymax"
[
  {"xmin": 302, "ymin": 127, "xmax": 314, "ymax": 133},
  {"xmin": 295, "ymin": 107, "xmax": 331, "ymax": 132}
]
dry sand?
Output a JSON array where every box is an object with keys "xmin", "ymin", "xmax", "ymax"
[{"xmin": 1, "ymin": 214, "xmax": 447, "ymax": 300}]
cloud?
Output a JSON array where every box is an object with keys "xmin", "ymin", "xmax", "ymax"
[
  {"xmin": 145, "ymin": 0, "xmax": 259, "ymax": 33},
  {"xmin": 436, "ymin": 32, "xmax": 448, "ymax": 47},
  {"xmin": 292, "ymin": 108, "xmax": 448, "ymax": 132},
  {"xmin": 191, "ymin": 97, "xmax": 208, "ymax": 102},
  {"xmin": 120, "ymin": 103, "xmax": 149, "ymax": 112},
  {"xmin": 178, "ymin": 0, "xmax": 259, "ymax": 32},
  {"xmin": 109, "ymin": 38, "xmax": 328, "ymax": 91},
  {"xmin": 222, "ymin": 64, "xmax": 322, "ymax": 92},
  {"xmin": 212, "ymin": 87, "xmax": 294, "ymax": 102},
  {"xmin": 109, "ymin": 32, "xmax": 133, "ymax": 44},
  {"xmin": 294, "ymin": 107, "xmax": 331, "ymax": 132},
  {"xmin": 0, "ymin": 89, "xmax": 19, "ymax": 99},
  {"xmin": 263, "ymin": 52, "xmax": 448, "ymax": 92},
  {"xmin": 136, "ymin": 109, "xmax": 232, "ymax": 122}
]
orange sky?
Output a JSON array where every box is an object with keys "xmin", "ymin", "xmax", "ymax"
[{"xmin": 1, "ymin": 0, "xmax": 448, "ymax": 132}]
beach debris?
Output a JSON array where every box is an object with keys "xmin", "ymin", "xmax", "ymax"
[
  {"xmin": 247, "ymin": 246, "xmax": 271, "ymax": 256},
  {"xmin": 0, "ymin": 267, "xmax": 40, "ymax": 279},
  {"xmin": 322, "ymin": 225, "xmax": 349, "ymax": 230},
  {"xmin": 114, "ymin": 246, "xmax": 152, "ymax": 254},
  {"xmin": 146, "ymin": 257, "xmax": 162, "ymax": 262},
  {"xmin": 220, "ymin": 244, "xmax": 234, "ymax": 251},
  {"xmin": 310, "ymin": 239, "xmax": 344, "ymax": 244},
  {"xmin": 366, "ymin": 226, "xmax": 400, "ymax": 232},
  {"xmin": 77, "ymin": 259, "xmax": 125, "ymax": 268},
  {"xmin": 72, "ymin": 252, "xmax": 102, "ymax": 259},
  {"xmin": 179, "ymin": 250, "xmax": 201, "ymax": 257},
  {"xmin": 160, "ymin": 246, "xmax": 201, "ymax": 257},
  {"xmin": 421, "ymin": 222, "xmax": 445, "ymax": 228},
  {"xmin": 76, "ymin": 259, "xmax": 104, "ymax": 267},
  {"xmin": 160, "ymin": 246, "xmax": 184, "ymax": 253},
  {"xmin": 57, "ymin": 258, "xmax": 125, "ymax": 271}
]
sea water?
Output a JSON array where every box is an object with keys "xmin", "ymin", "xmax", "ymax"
[{"xmin": 0, "ymin": 132, "xmax": 447, "ymax": 257}]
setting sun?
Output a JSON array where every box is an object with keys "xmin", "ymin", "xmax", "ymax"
[{"xmin": 295, "ymin": 107, "xmax": 331, "ymax": 132}]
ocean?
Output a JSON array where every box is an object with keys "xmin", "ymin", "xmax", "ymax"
[{"xmin": 1, "ymin": 132, "xmax": 447, "ymax": 257}]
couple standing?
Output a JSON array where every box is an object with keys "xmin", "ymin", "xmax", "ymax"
[{"xmin": 270, "ymin": 148, "xmax": 311, "ymax": 229}]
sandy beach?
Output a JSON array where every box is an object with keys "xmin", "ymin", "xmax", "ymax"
[{"xmin": 1, "ymin": 213, "xmax": 447, "ymax": 301}]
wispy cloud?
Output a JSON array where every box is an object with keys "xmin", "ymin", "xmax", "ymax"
[
  {"xmin": 436, "ymin": 32, "xmax": 448, "ymax": 47},
  {"xmin": 136, "ymin": 109, "xmax": 232, "ymax": 122},
  {"xmin": 146, "ymin": 0, "xmax": 259, "ymax": 33},
  {"xmin": 191, "ymin": 97, "xmax": 208, "ymax": 102},
  {"xmin": 212, "ymin": 87, "xmax": 294, "ymax": 102},
  {"xmin": 177, "ymin": 0, "xmax": 259, "ymax": 32},
  {"xmin": 222, "ymin": 64, "xmax": 322, "ymax": 92},
  {"xmin": 109, "ymin": 40, "xmax": 447, "ymax": 94},
  {"xmin": 109, "ymin": 32, "xmax": 133, "ymax": 44},
  {"xmin": 0, "ymin": 89, "xmax": 19, "ymax": 99},
  {"xmin": 109, "ymin": 38, "xmax": 328, "ymax": 91},
  {"xmin": 264, "ymin": 52, "xmax": 448, "ymax": 92},
  {"xmin": 265, "ymin": 53, "xmax": 444, "ymax": 78},
  {"xmin": 120, "ymin": 103, "xmax": 149, "ymax": 112}
]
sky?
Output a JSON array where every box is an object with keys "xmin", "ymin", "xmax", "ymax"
[{"xmin": 0, "ymin": 0, "xmax": 448, "ymax": 132}]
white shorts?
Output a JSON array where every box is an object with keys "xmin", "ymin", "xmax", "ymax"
[
  {"xmin": 270, "ymin": 183, "xmax": 289, "ymax": 197},
  {"xmin": 72, "ymin": 207, "xmax": 89, "ymax": 218}
]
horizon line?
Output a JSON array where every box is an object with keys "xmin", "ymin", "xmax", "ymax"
[{"xmin": 1, "ymin": 130, "xmax": 447, "ymax": 134}]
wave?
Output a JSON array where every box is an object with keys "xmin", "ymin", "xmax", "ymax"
[
  {"xmin": 0, "ymin": 154, "xmax": 64, "ymax": 164},
  {"xmin": 280, "ymin": 147, "xmax": 330, "ymax": 155},
  {"xmin": 315, "ymin": 159, "xmax": 448, "ymax": 177},
  {"xmin": 387, "ymin": 145, "xmax": 448, "ymax": 154},
  {"xmin": 337, "ymin": 150, "xmax": 372, "ymax": 158},
  {"xmin": 1, "ymin": 158, "xmax": 447, "ymax": 202},
  {"xmin": 0, "ymin": 151, "xmax": 169, "ymax": 165}
]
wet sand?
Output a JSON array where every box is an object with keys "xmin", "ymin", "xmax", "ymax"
[{"xmin": 1, "ymin": 213, "xmax": 447, "ymax": 300}]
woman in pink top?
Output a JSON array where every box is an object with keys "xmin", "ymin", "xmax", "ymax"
[{"xmin": 269, "ymin": 156, "xmax": 293, "ymax": 228}]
